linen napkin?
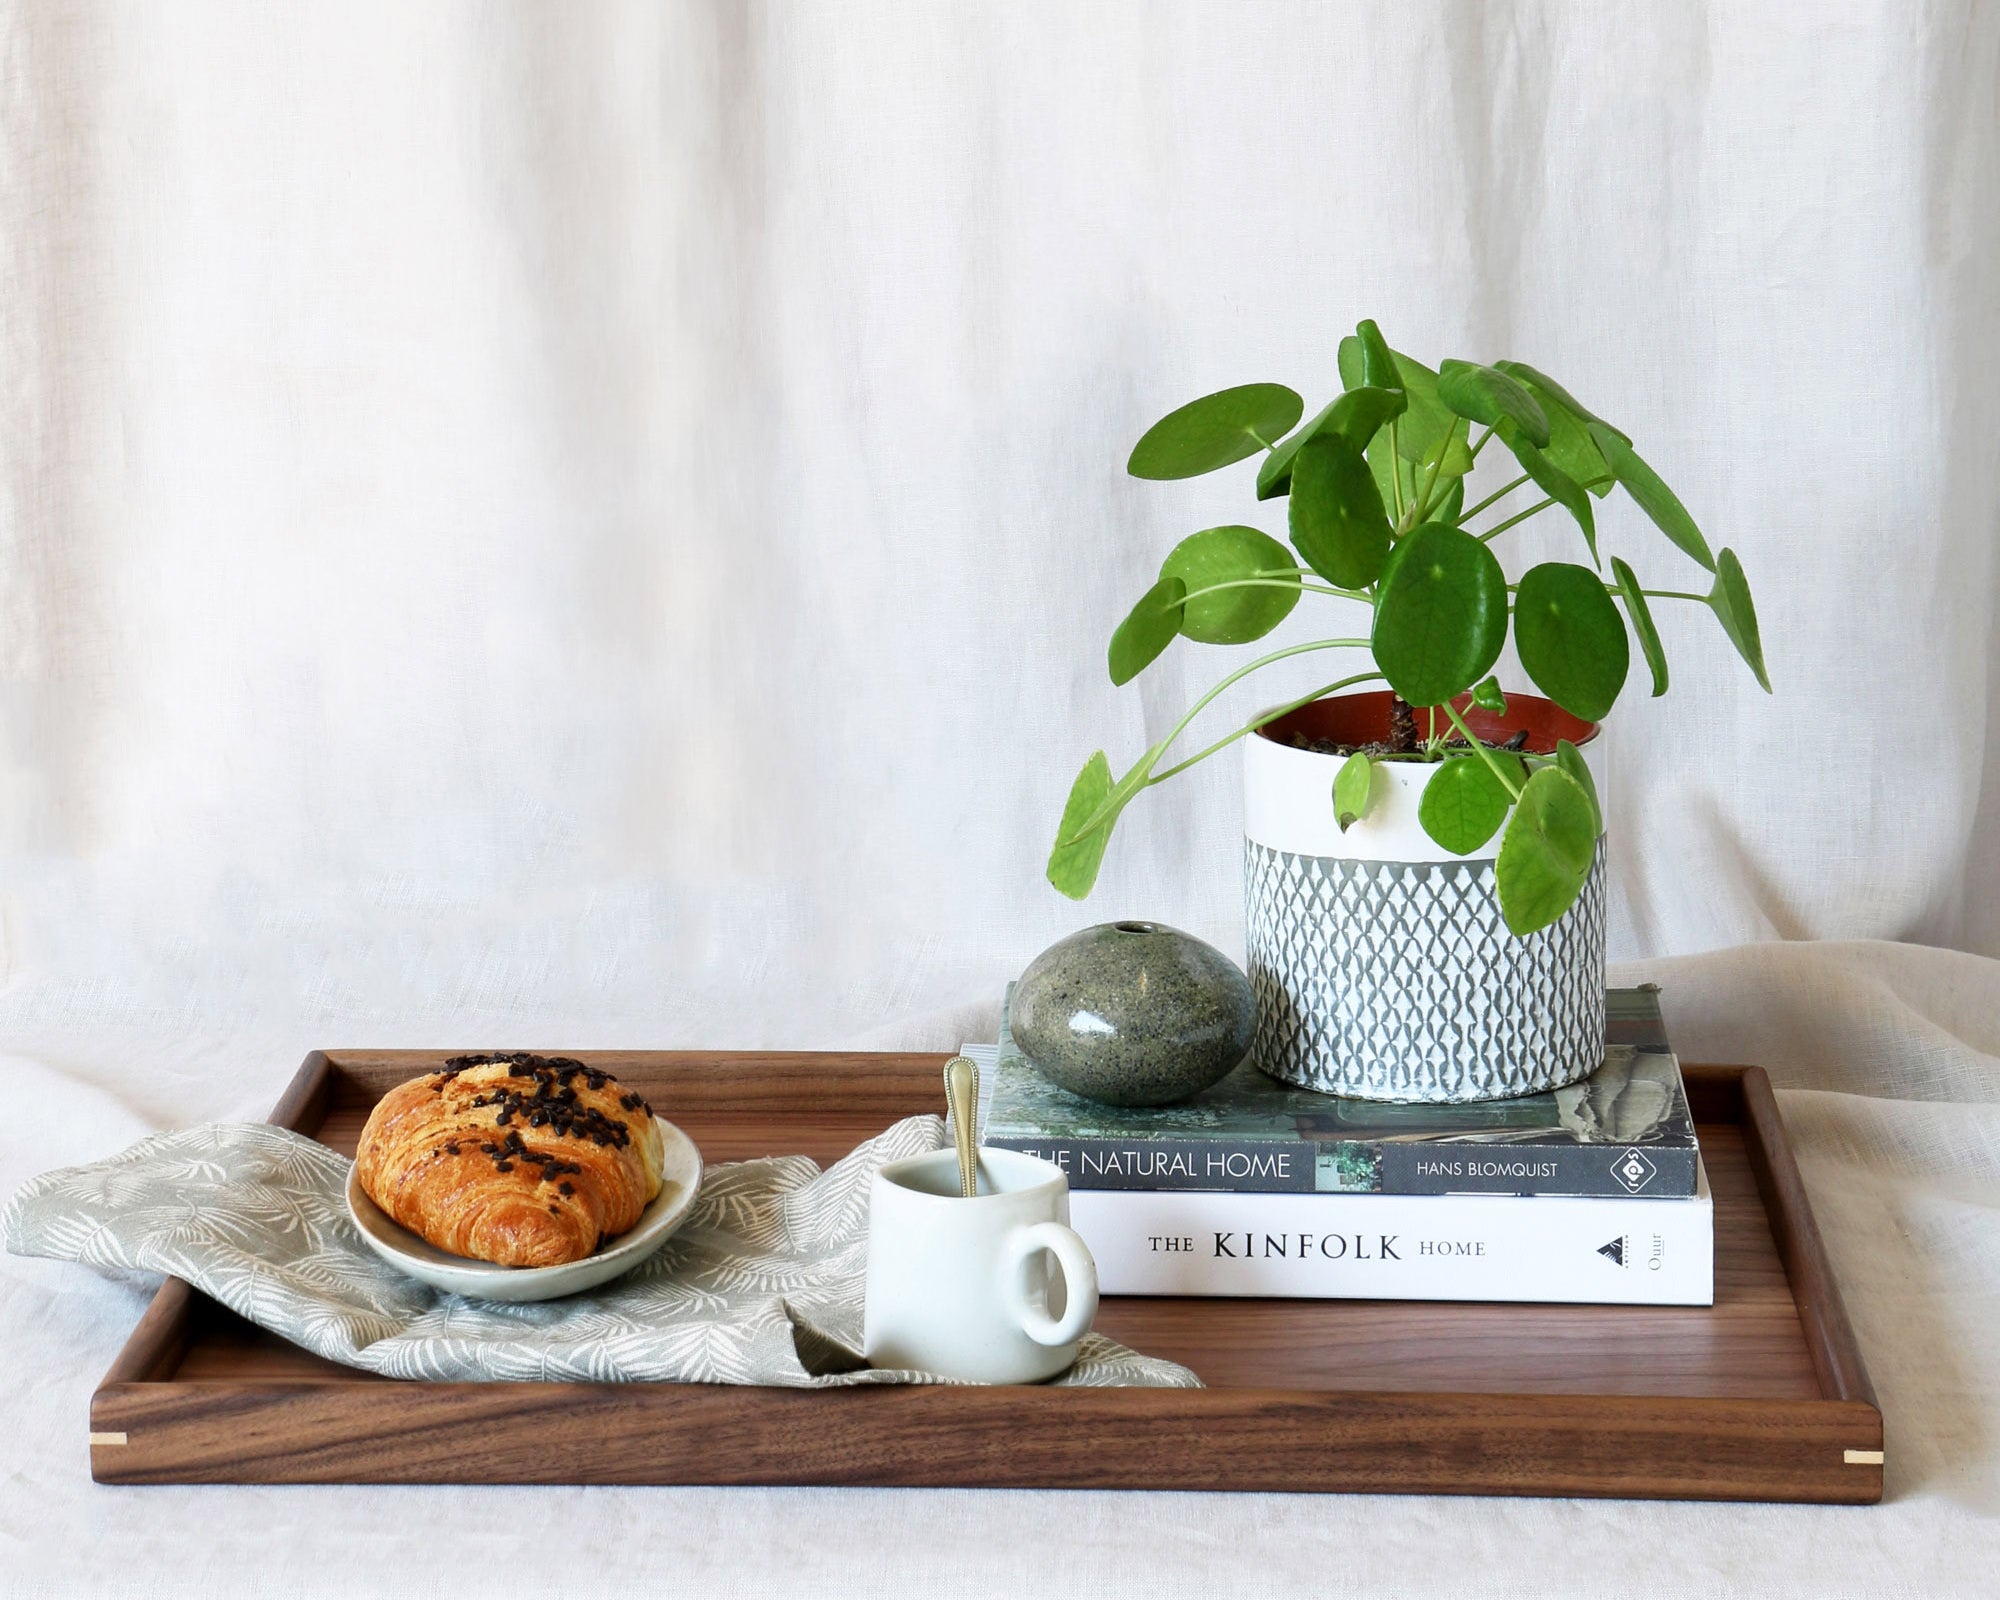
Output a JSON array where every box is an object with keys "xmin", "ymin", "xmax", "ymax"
[{"xmin": 2, "ymin": 1113, "xmax": 1199, "ymax": 1387}]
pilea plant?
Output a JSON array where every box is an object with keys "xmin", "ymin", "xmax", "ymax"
[{"xmin": 1048, "ymin": 317, "xmax": 1769, "ymax": 935}]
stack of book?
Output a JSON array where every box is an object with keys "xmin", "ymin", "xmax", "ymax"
[{"xmin": 962, "ymin": 986, "xmax": 1711, "ymax": 1306}]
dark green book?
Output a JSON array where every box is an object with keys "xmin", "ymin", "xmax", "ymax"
[{"xmin": 984, "ymin": 986, "xmax": 1699, "ymax": 1198}]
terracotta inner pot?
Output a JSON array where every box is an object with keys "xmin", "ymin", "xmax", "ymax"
[{"xmin": 1254, "ymin": 689, "xmax": 1597, "ymax": 757}]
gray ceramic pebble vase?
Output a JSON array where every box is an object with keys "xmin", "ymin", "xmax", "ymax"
[{"xmin": 1011, "ymin": 921, "xmax": 1257, "ymax": 1107}]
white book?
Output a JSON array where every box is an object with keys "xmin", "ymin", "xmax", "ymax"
[
  {"xmin": 956, "ymin": 1043, "xmax": 1714, "ymax": 1307},
  {"xmin": 1066, "ymin": 1165, "xmax": 1713, "ymax": 1305}
]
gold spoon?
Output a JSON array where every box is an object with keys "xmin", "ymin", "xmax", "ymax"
[{"xmin": 943, "ymin": 1055, "xmax": 980, "ymax": 1198}]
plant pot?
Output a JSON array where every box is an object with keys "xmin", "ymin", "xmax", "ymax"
[{"xmin": 1242, "ymin": 690, "xmax": 1607, "ymax": 1103}]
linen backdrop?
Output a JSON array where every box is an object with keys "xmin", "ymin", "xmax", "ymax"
[{"xmin": 3, "ymin": 3, "xmax": 1998, "ymax": 1596}]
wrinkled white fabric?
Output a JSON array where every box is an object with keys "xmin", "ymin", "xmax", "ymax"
[
  {"xmin": 2, "ymin": 2, "xmax": 1997, "ymax": 1596},
  {"xmin": 2, "ymin": 1114, "xmax": 1198, "ymax": 1386}
]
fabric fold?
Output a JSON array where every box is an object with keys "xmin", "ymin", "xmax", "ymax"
[{"xmin": 2, "ymin": 1114, "xmax": 1199, "ymax": 1388}]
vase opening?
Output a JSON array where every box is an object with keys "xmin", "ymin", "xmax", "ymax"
[
  {"xmin": 1254, "ymin": 688, "xmax": 1598, "ymax": 757},
  {"xmin": 1112, "ymin": 920, "xmax": 1161, "ymax": 935}
]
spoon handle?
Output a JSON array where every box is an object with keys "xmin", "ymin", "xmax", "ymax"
[{"xmin": 943, "ymin": 1055, "xmax": 980, "ymax": 1198}]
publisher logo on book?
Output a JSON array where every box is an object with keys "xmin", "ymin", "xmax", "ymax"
[{"xmin": 1610, "ymin": 1147, "xmax": 1658, "ymax": 1194}]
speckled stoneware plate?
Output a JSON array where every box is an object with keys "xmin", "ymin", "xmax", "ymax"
[{"xmin": 343, "ymin": 1118, "xmax": 703, "ymax": 1302}]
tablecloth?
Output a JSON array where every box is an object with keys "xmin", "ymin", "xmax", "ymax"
[{"xmin": 4, "ymin": 940, "xmax": 1995, "ymax": 1599}]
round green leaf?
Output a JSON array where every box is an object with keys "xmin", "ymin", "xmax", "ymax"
[
  {"xmin": 1495, "ymin": 363, "xmax": 1615, "ymax": 497},
  {"xmin": 1289, "ymin": 434, "xmax": 1391, "ymax": 588},
  {"xmin": 1390, "ymin": 354, "xmax": 1462, "ymax": 467},
  {"xmin": 1333, "ymin": 752, "xmax": 1375, "ymax": 833},
  {"xmin": 1497, "ymin": 417, "xmax": 1596, "ymax": 563},
  {"xmin": 1365, "ymin": 427, "xmax": 1411, "ymax": 517},
  {"xmin": 1410, "ymin": 423, "xmax": 1475, "ymax": 517},
  {"xmin": 1493, "ymin": 361, "xmax": 1626, "ymax": 441},
  {"xmin": 1256, "ymin": 399, "xmax": 1334, "ymax": 501},
  {"xmin": 1355, "ymin": 320, "xmax": 1398, "ymax": 389},
  {"xmin": 1107, "ymin": 575, "xmax": 1186, "ymax": 686},
  {"xmin": 1324, "ymin": 384, "xmax": 1408, "ymax": 449},
  {"xmin": 1707, "ymin": 547, "xmax": 1771, "ymax": 691},
  {"xmin": 1370, "ymin": 524, "xmax": 1509, "ymax": 706},
  {"xmin": 1494, "ymin": 765, "xmax": 1599, "ymax": 935},
  {"xmin": 1255, "ymin": 386, "xmax": 1407, "ymax": 500},
  {"xmin": 1047, "ymin": 740, "xmax": 1161, "ymax": 900},
  {"xmin": 1437, "ymin": 360, "xmax": 1550, "ymax": 448},
  {"xmin": 1337, "ymin": 340, "xmax": 1460, "ymax": 467},
  {"xmin": 1588, "ymin": 423, "xmax": 1716, "ymax": 572},
  {"xmin": 1544, "ymin": 400, "xmax": 1615, "ymax": 498},
  {"xmin": 1127, "ymin": 384, "xmax": 1304, "ymax": 480},
  {"xmin": 1047, "ymin": 752, "xmax": 1116, "ymax": 899},
  {"xmin": 1470, "ymin": 675, "xmax": 1507, "ymax": 714},
  {"xmin": 1335, "ymin": 336, "xmax": 1366, "ymax": 391},
  {"xmin": 1160, "ymin": 526, "xmax": 1300, "ymax": 644},
  {"xmin": 1554, "ymin": 738, "xmax": 1602, "ymax": 833},
  {"xmin": 1513, "ymin": 562, "xmax": 1631, "ymax": 722},
  {"xmin": 1609, "ymin": 556, "xmax": 1669, "ymax": 696},
  {"xmin": 1417, "ymin": 751, "xmax": 1522, "ymax": 855}
]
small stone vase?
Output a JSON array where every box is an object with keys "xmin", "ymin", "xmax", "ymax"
[{"xmin": 1011, "ymin": 922, "xmax": 1256, "ymax": 1107}]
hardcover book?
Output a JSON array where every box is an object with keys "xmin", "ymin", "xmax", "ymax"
[
  {"xmin": 978, "ymin": 985, "xmax": 1700, "ymax": 1198},
  {"xmin": 1066, "ymin": 1168, "xmax": 1714, "ymax": 1304}
]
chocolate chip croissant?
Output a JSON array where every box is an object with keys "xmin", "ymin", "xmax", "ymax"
[{"xmin": 355, "ymin": 1053, "xmax": 665, "ymax": 1268}]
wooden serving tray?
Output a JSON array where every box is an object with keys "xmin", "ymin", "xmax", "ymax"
[{"xmin": 88, "ymin": 1052, "xmax": 1882, "ymax": 1502}]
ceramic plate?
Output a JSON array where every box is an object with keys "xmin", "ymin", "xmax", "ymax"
[{"xmin": 344, "ymin": 1118, "xmax": 703, "ymax": 1302}]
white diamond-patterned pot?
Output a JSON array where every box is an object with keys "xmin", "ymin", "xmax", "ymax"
[{"xmin": 1243, "ymin": 690, "xmax": 1607, "ymax": 1103}]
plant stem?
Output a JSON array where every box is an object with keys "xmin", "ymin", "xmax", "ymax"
[
  {"xmin": 1460, "ymin": 473, "xmax": 1530, "ymax": 523},
  {"xmin": 1423, "ymin": 703, "xmax": 1446, "ymax": 757},
  {"xmin": 1147, "ymin": 670, "xmax": 1388, "ymax": 784},
  {"xmin": 1062, "ymin": 637, "xmax": 1372, "ymax": 842},
  {"xmin": 1153, "ymin": 637, "xmax": 1370, "ymax": 763},
  {"xmin": 1467, "ymin": 423, "xmax": 1496, "ymax": 462},
  {"xmin": 1476, "ymin": 496, "xmax": 1557, "ymax": 542},
  {"xmin": 1411, "ymin": 418, "xmax": 1465, "ymax": 525},
  {"xmin": 1387, "ymin": 418, "xmax": 1406, "ymax": 520},
  {"xmin": 1247, "ymin": 427, "xmax": 1278, "ymax": 453},
  {"xmin": 1178, "ymin": 575, "xmax": 1371, "ymax": 605},
  {"xmin": 1581, "ymin": 584, "xmax": 1708, "ymax": 602},
  {"xmin": 1437, "ymin": 699, "xmax": 1525, "ymax": 801},
  {"xmin": 1466, "ymin": 472, "xmax": 1613, "ymax": 540}
]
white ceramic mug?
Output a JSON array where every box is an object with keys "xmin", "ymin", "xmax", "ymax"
[{"xmin": 863, "ymin": 1146, "xmax": 1099, "ymax": 1384}]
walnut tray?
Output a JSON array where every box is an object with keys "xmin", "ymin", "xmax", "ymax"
[{"xmin": 87, "ymin": 1052, "xmax": 1882, "ymax": 1502}]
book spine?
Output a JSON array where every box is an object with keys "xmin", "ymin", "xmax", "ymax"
[
  {"xmin": 1068, "ymin": 1183, "xmax": 1713, "ymax": 1305},
  {"xmin": 989, "ymin": 1136, "xmax": 1318, "ymax": 1193},
  {"xmin": 1377, "ymin": 1140, "xmax": 1701, "ymax": 1198},
  {"xmin": 990, "ymin": 1135, "xmax": 1700, "ymax": 1199}
]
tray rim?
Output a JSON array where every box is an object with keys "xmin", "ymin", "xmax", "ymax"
[{"xmin": 86, "ymin": 1049, "xmax": 1883, "ymax": 1502}]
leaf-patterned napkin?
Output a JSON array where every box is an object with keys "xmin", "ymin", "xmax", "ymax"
[{"xmin": 2, "ymin": 1114, "xmax": 1199, "ymax": 1387}]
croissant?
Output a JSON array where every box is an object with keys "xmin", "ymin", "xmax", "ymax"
[{"xmin": 355, "ymin": 1053, "xmax": 665, "ymax": 1268}]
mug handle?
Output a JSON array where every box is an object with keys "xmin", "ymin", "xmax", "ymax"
[{"xmin": 999, "ymin": 1221, "xmax": 1099, "ymax": 1348}]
